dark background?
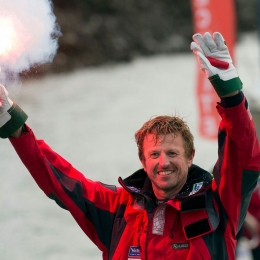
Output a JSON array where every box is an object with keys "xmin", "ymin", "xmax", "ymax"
[{"xmin": 23, "ymin": 0, "xmax": 259, "ymax": 77}]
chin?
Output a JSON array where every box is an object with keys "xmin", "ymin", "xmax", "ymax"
[{"xmin": 159, "ymin": 183, "xmax": 177, "ymax": 191}]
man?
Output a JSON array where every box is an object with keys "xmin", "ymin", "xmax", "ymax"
[{"xmin": 1, "ymin": 32, "xmax": 260, "ymax": 260}]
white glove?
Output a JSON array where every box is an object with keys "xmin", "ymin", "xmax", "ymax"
[
  {"xmin": 190, "ymin": 32, "xmax": 242, "ymax": 97},
  {"xmin": 0, "ymin": 84, "xmax": 13, "ymax": 127},
  {"xmin": 0, "ymin": 84, "xmax": 28, "ymax": 138}
]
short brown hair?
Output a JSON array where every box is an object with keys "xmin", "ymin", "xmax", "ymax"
[{"xmin": 135, "ymin": 115, "xmax": 194, "ymax": 161}]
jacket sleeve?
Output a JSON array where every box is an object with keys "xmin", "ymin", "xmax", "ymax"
[
  {"xmin": 212, "ymin": 95, "xmax": 260, "ymax": 237},
  {"xmin": 9, "ymin": 124, "xmax": 124, "ymax": 255}
]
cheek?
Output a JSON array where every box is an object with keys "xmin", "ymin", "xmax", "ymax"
[{"xmin": 142, "ymin": 159, "xmax": 157, "ymax": 172}]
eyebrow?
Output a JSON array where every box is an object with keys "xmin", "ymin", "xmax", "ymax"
[{"xmin": 147, "ymin": 148, "xmax": 181, "ymax": 154}]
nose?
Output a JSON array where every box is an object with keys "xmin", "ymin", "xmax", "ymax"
[{"xmin": 158, "ymin": 153, "xmax": 170, "ymax": 168}]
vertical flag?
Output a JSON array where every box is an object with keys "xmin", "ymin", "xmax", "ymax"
[{"xmin": 190, "ymin": 0, "xmax": 236, "ymax": 139}]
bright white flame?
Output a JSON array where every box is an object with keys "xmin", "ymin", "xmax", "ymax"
[
  {"xmin": 0, "ymin": 0, "xmax": 61, "ymax": 86},
  {"xmin": 0, "ymin": 19, "xmax": 15, "ymax": 56},
  {"xmin": 0, "ymin": 17, "xmax": 24, "ymax": 62}
]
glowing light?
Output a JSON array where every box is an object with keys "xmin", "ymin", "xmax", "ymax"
[{"xmin": 0, "ymin": 18, "xmax": 17, "ymax": 58}]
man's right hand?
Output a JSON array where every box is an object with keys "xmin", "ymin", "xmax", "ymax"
[{"xmin": 0, "ymin": 84, "xmax": 28, "ymax": 138}]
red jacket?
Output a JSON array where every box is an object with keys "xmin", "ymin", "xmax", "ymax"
[
  {"xmin": 9, "ymin": 96, "xmax": 260, "ymax": 260},
  {"xmin": 248, "ymin": 182, "xmax": 260, "ymax": 227},
  {"xmin": 244, "ymin": 181, "xmax": 260, "ymax": 246}
]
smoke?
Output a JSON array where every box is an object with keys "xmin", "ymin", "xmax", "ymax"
[{"xmin": 0, "ymin": 0, "xmax": 61, "ymax": 86}]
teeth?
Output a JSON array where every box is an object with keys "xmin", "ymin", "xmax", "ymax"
[{"xmin": 158, "ymin": 171, "xmax": 172, "ymax": 176}]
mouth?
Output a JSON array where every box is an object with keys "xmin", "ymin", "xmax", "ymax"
[{"xmin": 157, "ymin": 170, "xmax": 175, "ymax": 176}]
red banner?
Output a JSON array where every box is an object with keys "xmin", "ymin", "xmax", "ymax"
[{"xmin": 190, "ymin": 0, "xmax": 236, "ymax": 139}]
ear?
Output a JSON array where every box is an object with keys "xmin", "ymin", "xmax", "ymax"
[{"xmin": 188, "ymin": 150, "xmax": 195, "ymax": 167}]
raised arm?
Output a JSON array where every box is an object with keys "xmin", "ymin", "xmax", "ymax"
[
  {"xmin": 191, "ymin": 32, "xmax": 260, "ymax": 239},
  {"xmin": 0, "ymin": 84, "xmax": 123, "ymax": 254}
]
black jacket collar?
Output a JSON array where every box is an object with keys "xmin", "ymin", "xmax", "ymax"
[{"xmin": 118, "ymin": 164, "xmax": 212, "ymax": 199}]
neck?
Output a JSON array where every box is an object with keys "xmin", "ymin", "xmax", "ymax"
[{"xmin": 153, "ymin": 186, "xmax": 183, "ymax": 200}]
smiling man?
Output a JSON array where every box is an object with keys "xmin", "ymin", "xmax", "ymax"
[
  {"xmin": 136, "ymin": 117, "xmax": 195, "ymax": 201},
  {"xmin": 1, "ymin": 32, "xmax": 260, "ymax": 260}
]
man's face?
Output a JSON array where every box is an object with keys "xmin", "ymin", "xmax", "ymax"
[{"xmin": 141, "ymin": 133, "xmax": 194, "ymax": 200}]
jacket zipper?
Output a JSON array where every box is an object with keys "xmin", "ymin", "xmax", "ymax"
[{"xmin": 170, "ymin": 214, "xmax": 177, "ymax": 238}]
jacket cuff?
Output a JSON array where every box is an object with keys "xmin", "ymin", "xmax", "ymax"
[
  {"xmin": 220, "ymin": 91, "xmax": 244, "ymax": 108},
  {"xmin": 0, "ymin": 103, "xmax": 28, "ymax": 138},
  {"xmin": 209, "ymin": 75, "xmax": 243, "ymax": 96}
]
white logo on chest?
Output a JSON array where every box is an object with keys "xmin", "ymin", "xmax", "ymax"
[{"xmin": 152, "ymin": 204, "xmax": 167, "ymax": 235}]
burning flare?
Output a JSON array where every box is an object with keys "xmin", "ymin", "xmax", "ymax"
[
  {"xmin": 0, "ymin": 16, "xmax": 27, "ymax": 64},
  {"xmin": 0, "ymin": 19, "xmax": 15, "ymax": 56},
  {"xmin": 0, "ymin": 0, "xmax": 61, "ymax": 86}
]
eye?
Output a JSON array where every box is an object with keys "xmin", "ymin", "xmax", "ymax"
[
  {"xmin": 168, "ymin": 151, "xmax": 177, "ymax": 157},
  {"xmin": 150, "ymin": 152, "xmax": 159, "ymax": 159}
]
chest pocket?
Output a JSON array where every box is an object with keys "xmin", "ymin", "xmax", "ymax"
[{"xmin": 180, "ymin": 190, "xmax": 219, "ymax": 239}]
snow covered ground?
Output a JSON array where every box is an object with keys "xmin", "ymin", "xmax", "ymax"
[{"xmin": 0, "ymin": 32, "xmax": 259, "ymax": 260}]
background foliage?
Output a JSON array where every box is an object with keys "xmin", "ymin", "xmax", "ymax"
[{"xmin": 24, "ymin": 0, "xmax": 258, "ymax": 76}]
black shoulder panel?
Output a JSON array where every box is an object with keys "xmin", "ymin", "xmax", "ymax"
[{"xmin": 99, "ymin": 182, "xmax": 117, "ymax": 192}]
